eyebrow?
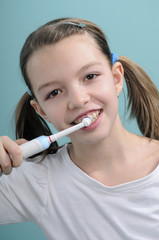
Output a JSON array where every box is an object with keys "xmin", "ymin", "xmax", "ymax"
[
  {"xmin": 38, "ymin": 80, "xmax": 60, "ymax": 93},
  {"xmin": 37, "ymin": 61, "xmax": 102, "ymax": 92},
  {"xmin": 78, "ymin": 61, "xmax": 102, "ymax": 75}
]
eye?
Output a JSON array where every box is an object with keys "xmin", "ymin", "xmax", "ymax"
[
  {"xmin": 47, "ymin": 89, "xmax": 62, "ymax": 99},
  {"xmin": 85, "ymin": 73, "xmax": 98, "ymax": 81}
]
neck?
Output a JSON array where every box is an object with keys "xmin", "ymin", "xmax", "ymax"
[
  {"xmin": 68, "ymin": 117, "xmax": 131, "ymax": 173},
  {"xmin": 68, "ymin": 117, "xmax": 159, "ymax": 187}
]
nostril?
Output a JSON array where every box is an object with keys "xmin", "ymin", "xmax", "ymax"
[{"xmin": 68, "ymin": 94, "xmax": 90, "ymax": 110}]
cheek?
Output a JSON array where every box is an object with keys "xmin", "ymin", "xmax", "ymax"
[
  {"xmin": 96, "ymin": 79, "xmax": 117, "ymax": 104},
  {"xmin": 97, "ymin": 81, "xmax": 119, "ymax": 120},
  {"xmin": 37, "ymin": 101, "xmax": 62, "ymax": 127},
  {"xmin": 47, "ymin": 109, "xmax": 62, "ymax": 125},
  {"xmin": 44, "ymin": 103, "xmax": 67, "ymax": 131}
]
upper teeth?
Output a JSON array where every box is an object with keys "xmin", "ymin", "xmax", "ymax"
[{"xmin": 74, "ymin": 110, "xmax": 100, "ymax": 124}]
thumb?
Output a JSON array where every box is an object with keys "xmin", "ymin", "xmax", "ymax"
[{"xmin": 15, "ymin": 138, "xmax": 28, "ymax": 145}]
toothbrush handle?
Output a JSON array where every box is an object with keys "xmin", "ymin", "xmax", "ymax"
[
  {"xmin": 19, "ymin": 136, "xmax": 50, "ymax": 159},
  {"xmin": 19, "ymin": 123, "xmax": 83, "ymax": 158},
  {"xmin": 50, "ymin": 122, "xmax": 84, "ymax": 142}
]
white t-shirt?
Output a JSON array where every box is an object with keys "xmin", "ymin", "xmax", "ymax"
[{"xmin": 0, "ymin": 145, "xmax": 159, "ymax": 240}]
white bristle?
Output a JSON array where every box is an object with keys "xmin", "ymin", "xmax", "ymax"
[{"xmin": 82, "ymin": 117, "xmax": 92, "ymax": 127}]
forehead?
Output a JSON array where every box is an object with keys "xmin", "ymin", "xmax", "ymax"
[
  {"xmin": 28, "ymin": 33, "xmax": 105, "ymax": 64},
  {"xmin": 27, "ymin": 34, "xmax": 108, "ymax": 87}
]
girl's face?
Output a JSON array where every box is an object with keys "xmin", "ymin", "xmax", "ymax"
[{"xmin": 27, "ymin": 34, "xmax": 123, "ymax": 145}]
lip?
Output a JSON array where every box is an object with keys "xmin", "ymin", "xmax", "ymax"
[{"xmin": 82, "ymin": 110, "xmax": 103, "ymax": 131}]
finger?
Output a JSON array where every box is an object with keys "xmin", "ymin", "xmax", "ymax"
[
  {"xmin": 0, "ymin": 166, "xmax": 3, "ymax": 176},
  {"xmin": 1, "ymin": 159, "xmax": 12, "ymax": 175},
  {"xmin": 1, "ymin": 136, "xmax": 23, "ymax": 169},
  {"xmin": 0, "ymin": 147, "xmax": 12, "ymax": 175},
  {"xmin": 15, "ymin": 138, "xmax": 28, "ymax": 145}
]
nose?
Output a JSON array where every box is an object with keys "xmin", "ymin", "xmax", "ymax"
[{"xmin": 68, "ymin": 86, "xmax": 90, "ymax": 109}]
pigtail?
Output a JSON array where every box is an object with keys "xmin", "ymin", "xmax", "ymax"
[
  {"xmin": 119, "ymin": 56, "xmax": 159, "ymax": 140},
  {"xmin": 15, "ymin": 92, "xmax": 58, "ymax": 155}
]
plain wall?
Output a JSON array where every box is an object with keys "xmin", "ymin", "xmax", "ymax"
[{"xmin": 0, "ymin": 0, "xmax": 159, "ymax": 239}]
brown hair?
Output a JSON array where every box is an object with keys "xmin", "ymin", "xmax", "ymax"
[{"xmin": 15, "ymin": 17, "xmax": 159, "ymax": 157}]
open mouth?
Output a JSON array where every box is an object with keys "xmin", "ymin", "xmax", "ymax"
[{"xmin": 72, "ymin": 109, "xmax": 102, "ymax": 125}]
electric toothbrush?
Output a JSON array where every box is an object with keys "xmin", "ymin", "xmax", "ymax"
[{"xmin": 19, "ymin": 117, "xmax": 92, "ymax": 158}]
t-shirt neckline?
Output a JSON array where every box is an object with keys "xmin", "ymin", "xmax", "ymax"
[{"xmin": 60, "ymin": 145, "xmax": 159, "ymax": 193}]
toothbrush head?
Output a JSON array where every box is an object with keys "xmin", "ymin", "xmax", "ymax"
[{"xmin": 82, "ymin": 117, "xmax": 92, "ymax": 127}]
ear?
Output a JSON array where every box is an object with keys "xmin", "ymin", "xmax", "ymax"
[
  {"xmin": 112, "ymin": 62, "xmax": 124, "ymax": 96},
  {"xmin": 30, "ymin": 100, "xmax": 51, "ymax": 123}
]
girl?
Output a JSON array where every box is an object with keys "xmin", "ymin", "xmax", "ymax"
[{"xmin": 0, "ymin": 17, "xmax": 159, "ymax": 239}]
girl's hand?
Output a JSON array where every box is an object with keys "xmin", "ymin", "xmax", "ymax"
[{"xmin": 0, "ymin": 137, "xmax": 27, "ymax": 176}]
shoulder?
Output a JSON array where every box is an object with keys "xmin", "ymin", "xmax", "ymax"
[
  {"xmin": 38, "ymin": 144, "xmax": 68, "ymax": 169},
  {"xmin": 128, "ymin": 134, "xmax": 159, "ymax": 177},
  {"xmin": 149, "ymin": 138, "xmax": 159, "ymax": 163},
  {"xmin": 140, "ymin": 137, "xmax": 159, "ymax": 172},
  {"xmin": 25, "ymin": 145, "xmax": 67, "ymax": 164}
]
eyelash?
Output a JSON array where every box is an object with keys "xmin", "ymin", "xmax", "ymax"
[
  {"xmin": 47, "ymin": 89, "xmax": 62, "ymax": 99},
  {"xmin": 85, "ymin": 73, "xmax": 98, "ymax": 81}
]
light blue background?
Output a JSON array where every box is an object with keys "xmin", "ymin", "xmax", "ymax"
[{"xmin": 0, "ymin": 0, "xmax": 159, "ymax": 239}]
